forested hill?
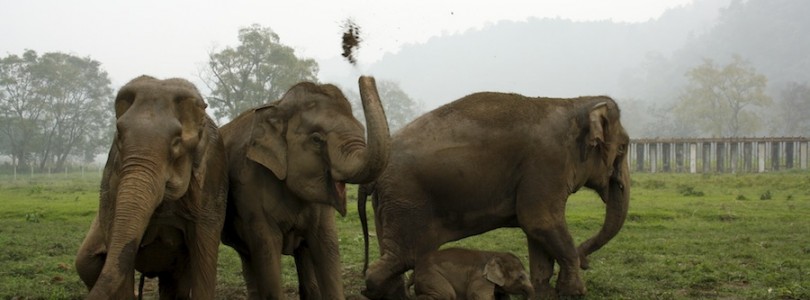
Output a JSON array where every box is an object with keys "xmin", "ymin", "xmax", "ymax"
[
  {"xmin": 365, "ymin": 0, "xmax": 809, "ymax": 114},
  {"xmin": 366, "ymin": 0, "xmax": 728, "ymax": 108}
]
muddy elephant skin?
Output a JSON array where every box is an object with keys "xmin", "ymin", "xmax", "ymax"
[
  {"xmin": 220, "ymin": 76, "xmax": 390, "ymax": 299},
  {"xmin": 75, "ymin": 76, "xmax": 228, "ymax": 299},
  {"xmin": 360, "ymin": 93, "xmax": 630, "ymax": 299}
]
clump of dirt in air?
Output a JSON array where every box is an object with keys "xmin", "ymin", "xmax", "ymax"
[{"xmin": 341, "ymin": 19, "xmax": 361, "ymax": 65}]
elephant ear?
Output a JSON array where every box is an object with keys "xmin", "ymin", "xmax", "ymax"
[
  {"xmin": 246, "ymin": 105, "xmax": 288, "ymax": 180},
  {"xmin": 484, "ymin": 257, "xmax": 506, "ymax": 287},
  {"xmin": 584, "ymin": 101, "xmax": 611, "ymax": 164},
  {"xmin": 588, "ymin": 102, "xmax": 609, "ymax": 147}
]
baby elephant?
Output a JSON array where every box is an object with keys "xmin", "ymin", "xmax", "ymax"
[{"xmin": 411, "ymin": 248, "xmax": 534, "ymax": 299}]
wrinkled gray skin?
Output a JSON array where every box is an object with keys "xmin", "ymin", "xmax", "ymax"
[
  {"xmin": 75, "ymin": 76, "xmax": 228, "ymax": 299},
  {"xmin": 220, "ymin": 77, "xmax": 389, "ymax": 299},
  {"xmin": 410, "ymin": 248, "xmax": 534, "ymax": 300},
  {"xmin": 360, "ymin": 93, "xmax": 630, "ymax": 299}
]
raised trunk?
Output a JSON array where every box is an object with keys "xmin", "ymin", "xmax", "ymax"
[
  {"xmin": 576, "ymin": 159, "xmax": 630, "ymax": 269},
  {"xmin": 341, "ymin": 76, "xmax": 391, "ymax": 184},
  {"xmin": 87, "ymin": 161, "xmax": 164, "ymax": 299}
]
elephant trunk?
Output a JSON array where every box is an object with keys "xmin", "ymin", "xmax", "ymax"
[
  {"xmin": 520, "ymin": 283, "xmax": 535, "ymax": 300},
  {"xmin": 338, "ymin": 76, "xmax": 391, "ymax": 184},
  {"xmin": 87, "ymin": 157, "xmax": 164, "ymax": 299},
  {"xmin": 577, "ymin": 159, "xmax": 630, "ymax": 269}
]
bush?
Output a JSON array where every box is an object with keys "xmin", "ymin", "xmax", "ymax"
[
  {"xmin": 760, "ymin": 190, "xmax": 772, "ymax": 200},
  {"xmin": 677, "ymin": 185, "xmax": 705, "ymax": 197}
]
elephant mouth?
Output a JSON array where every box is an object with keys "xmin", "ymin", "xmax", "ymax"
[
  {"xmin": 335, "ymin": 181, "xmax": 347, "ymax": 202},
  {"xmin": 326, "ymin": 170, "xmax": 348, "ymax": 216}
]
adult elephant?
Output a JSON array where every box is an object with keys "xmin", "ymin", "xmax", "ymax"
[
  {"xmin": 360, "ymin": 93, "xmax": 631, "ymax": 299},
  {"xmin": 75, "ymin": 76, "xmax": 227, "ymax": 299},
  {"xmin": 220, "ymin": 76, "xmax": 389, "ymax": 299}
]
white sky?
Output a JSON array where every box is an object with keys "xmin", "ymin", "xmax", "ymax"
[{"xmin": 1, "ymin": 0, "xmax": 694, "ymax": 87}]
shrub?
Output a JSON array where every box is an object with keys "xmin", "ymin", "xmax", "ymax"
[
  {"xmin": 677, "ymin": 185, "xmax": 705, "ymax": 197},
  {"xmin": 760, "ymin": 190, "xmax": 772, "ymax": 200}
]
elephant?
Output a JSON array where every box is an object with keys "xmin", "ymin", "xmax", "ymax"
[
  {"xmin": 219, "ymin": 76, "xmax": 390, "ymax": 299},
  {"xmin": 359, "ymin": 93, "xmax": 630, "ymax": 299},
  {"xmin": 75, "ymin": 76, "xmax": 228, "ymax": 299},
  {"xmin": 409, "ymin": 248, "xmax": 534, "ymax": 300}
]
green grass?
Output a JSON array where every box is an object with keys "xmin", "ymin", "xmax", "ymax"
[{"xmin": 1, "ymin": 172, "xmax": 809, "ymax": 299}]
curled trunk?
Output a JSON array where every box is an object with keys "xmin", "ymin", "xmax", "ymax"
[
  {"xmin": 87, "ymin": 162, "xmax": 163, "ymax": 299},
  {"xmin": 577, "ymin": 159, "xmax": 630, "ymax": 269},
  {"xmin": 340, "ymin": 76, "xmax": 391, "ymax": 184}
]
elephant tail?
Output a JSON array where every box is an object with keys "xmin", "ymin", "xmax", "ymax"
[{"xmin": 358, "ymin": 182, "xmax": 375, "ymax": 275}]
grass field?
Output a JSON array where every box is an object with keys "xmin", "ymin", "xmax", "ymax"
[{"xmin": 0, "ymin": 171, "xmax": 808, "ymax": 299}]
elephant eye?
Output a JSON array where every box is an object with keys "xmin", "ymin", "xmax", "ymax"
[
  {"xmin": 617, "ymin": 144, "xmax": 626, "ymax": 154},
  {"xmin": 309, "ymin": 132, "xmax": 325, "ymax": 148}
]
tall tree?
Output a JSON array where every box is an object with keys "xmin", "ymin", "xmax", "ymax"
[
  {"xmin": 202, "ymin": 24, "xmax": 319, "ymax": 121},
  {"xmin": 349, "ymin": 80, "xmax": 423, "ymax": 132},
  {"xmin": 0, "ymin": 50, "xmax": 113, "ymax": 171},
  {"xmin": 32, "ymin": 52, "xmax": 113, "ymax": 170},
  {"xmin": 0, "ymin": 50, "xmax": 45, "ymax": 169},
  {"xmin": 675, "ymin": 55, "xmax": 771, "ymax": 137},
  {"xmin": 771, "ymin": 82, "xmax": 810, "ymax": 136}
]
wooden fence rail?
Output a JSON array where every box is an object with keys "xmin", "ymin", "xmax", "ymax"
[{"xmin": 629, "ymin": 137, "xmax": 809, "ymax": 173}]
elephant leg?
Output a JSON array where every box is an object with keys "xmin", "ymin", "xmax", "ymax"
[
  {"xmin": 242, "ymin": 224, "xmax": 284, "ymax": 299},
  {"xmin": 306, "ymin": 211, "xmax": 345, "ymax": 298},
  {"xmin": 465, "ymin": 279, "xmax": 497, "ymax": 300},
  {"xmin": 188, "ymin": 221, "xmax": 222, "ymax": 299},
  {"xmin": 77, "ymin": 216, "xmax": 137, "ymax": 298},
  {"xmin": 236, "ymin": 251, "xmax": 261, "ymax": 299},
  {"xmin": 75, "ymin": 217, "xmax": 106, "ymax": 289},
  {"xmin": 158, "ymin": 272, "xmax": 191, "ymax": 300},
  {"xmin": 363, "ymin": 252, "xmax": 410, "ymax": 300},
  {"xmin": 414, "ymin": 272, "xmax": 456, "ymax": 299},
  {"xmin": 517, "ymin": 186, "xmax": 585, "ymax": 297},
  {"xmin": 294, "ymin": 245, "xmax": 321, "ymax": 299},
  {"xmin": 527, "ymin": 237, "xmax": 557, "ymax": 300}
]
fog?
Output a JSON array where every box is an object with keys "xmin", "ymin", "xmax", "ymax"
[{"xmin": 320, "ymin": 0, "xmax": 810, "ymax": 138}]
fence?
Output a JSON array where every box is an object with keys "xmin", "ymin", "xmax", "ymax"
[
  {"xmin": 0, "ymin": 163, "xmax": 104, "ymax": 181},
  {"xmin": 629, "ymin": 137, "xmax": 809, "ymax": 173}
]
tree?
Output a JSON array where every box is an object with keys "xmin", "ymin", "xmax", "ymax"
[
  {"xmin": 771, "ymin": 82, "xmax": 810, "ymax": 136},
  {"xmin": 202, "ymin": 24, "xmax": 319, "ymax": 121},
  {"xmin": 349, "ymin": 80, "xmax": 423, "ymax": 132},
  {"xmin": 674, "ymin": 55, "xmax": 772, "ymax": 137},
  {"xmin": 31, "ymin": 52, "xmax": 113, "ymax": 171},
  {"xmin": 0, "ymin": 50, "xmax": 113, "ymax": 171},
  {"xmin": 0, "ymin": 50, "xmax": 45, "ymax": 169}
]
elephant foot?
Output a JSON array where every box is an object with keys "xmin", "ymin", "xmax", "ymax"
[
  {"xmin": 363, "ymin": 263, "xmax": 409, "ymax": 300},
  {"xmin": 534, "ymin": 282, "xmax": 557, "ymax": 300},
  {"xmin": 555, "ymin": 275, "xmax": 586, "ymax": 298}
]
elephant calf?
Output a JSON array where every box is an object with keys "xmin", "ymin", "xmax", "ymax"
[{"xmin": 410, "ymin": 248, "xmax": 534, "ymax": 300}]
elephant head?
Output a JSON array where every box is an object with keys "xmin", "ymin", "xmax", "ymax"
[
  {"xmin": 87, "ymin": 76, "xmax": 213, "ymax": 298},
  {"xmin": 484, "ymin": 254, "xmax": 535, "ymax": 298},
  {"xmin": 578, "ymin": 100, "xmax": 631, "ymax": 269},
  {"xmin": 245, "ymin": 76, "xmax": 389, "ymax": 215}
]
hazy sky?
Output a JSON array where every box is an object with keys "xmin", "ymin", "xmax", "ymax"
[{"xmin": 1, "ymin": 0, "xmax": 693, "ymax": 87}]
